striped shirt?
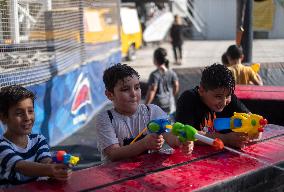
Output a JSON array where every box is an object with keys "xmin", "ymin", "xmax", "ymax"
[{"xmin": 0, "ymin": 134, "xmax": 51, "ymax": 185}]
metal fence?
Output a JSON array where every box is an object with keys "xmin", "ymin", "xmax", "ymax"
[{"xmin": 0, "ymin": 0, "xmax": 119, "ymax": 87}]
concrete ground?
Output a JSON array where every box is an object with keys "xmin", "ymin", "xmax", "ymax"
[
  {"xmin": 53, "ymin": 39, "xmax": 284, "ymax": 169},
  {"xmin": 125, "ymin": 39, "xmax": 284, "ymax": 82}
]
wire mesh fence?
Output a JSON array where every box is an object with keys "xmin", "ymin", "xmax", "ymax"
[{"xmin": 0, "ymin": 0, "xmax": 120, "ymax": 87}]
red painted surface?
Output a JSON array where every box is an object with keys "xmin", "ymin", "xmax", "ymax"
[
  {"xmin": 235, "ymin": 85, "xmax": 284, "ymax": 100},
  {"xmin": 5, "ymin": 124, "xmax": 284, "ymax": 192}
]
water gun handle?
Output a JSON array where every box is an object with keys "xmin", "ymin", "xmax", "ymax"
[
  {"xmin": 147, "ymin": 119, "xmax": 172, "ymax": 134},
  {"xmin": 130, "ymin": 119, "xmax": 172, "ymax": 145},
  {"xmin": 130, "ymin": 127, "xmax": 147, "ymax": 145}
]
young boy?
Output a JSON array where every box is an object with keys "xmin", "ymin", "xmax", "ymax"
[
  {"xmin": 175, "ymin": 64, "xmax": 260, "ymax": 148},
  {"xmin": 0, "ymin": 85, "xmax": 71, "ymax": 186},
  {"xmin": 226, "ymin": 44, "xmax": 263, "ymax": 85},
  {"xmin": 94, "ymin": 64, "xmax": 193, "ymax": 162}
]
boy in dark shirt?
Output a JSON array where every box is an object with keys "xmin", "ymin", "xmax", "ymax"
[{"xmin": 176, "ymin": 63, "xmax": 259, "ymax": 148}]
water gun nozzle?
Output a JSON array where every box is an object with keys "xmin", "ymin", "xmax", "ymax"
[
  {"xmin": 259, "ymin": 118, "xmax": 268, "ymax": 126},
  {"xmin": 212, "ymin": 138, "xmax": 224, "ymax": 150}
]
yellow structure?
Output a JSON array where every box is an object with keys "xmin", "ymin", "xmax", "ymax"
[
  {"xmin": 29, "ymin": 5, "xmax": 142, "ymax": 61},
  {"xmin": 120, "ymin": 7, "xmax": 142, "ymax": 60}
]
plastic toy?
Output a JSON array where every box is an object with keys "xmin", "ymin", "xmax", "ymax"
[
  {"xmin": 213, "ymin": 112, "xmax": 268, "ymax": 136},
  {"xmin": 52, "ymin": 150, "xmax": 80, "ymax": 166},
  {"xmin": 130, "ymin": 119, "xmax": 172, "ymax": 145},
  {"xmin": 147, "ymin": 119, "xmax": 172, "ymax": 134},
  {"xmin": 251, "ymin": 63, "xmax": 260, "ymax": 73},
  {"xmin": 172, "ymin": 122, "xmax": 224, "ymax": 150}
]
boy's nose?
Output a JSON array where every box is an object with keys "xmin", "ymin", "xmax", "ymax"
[
  {"xmin": 220, "ymin": 99, "xmax": 227, "ymax": 107},
  {"xmin": 23, "ymin": 111, "xmax": 32, "ymax": 120},
  {"xmin": 130, "ymin": 89, "xmax": 136, "ymax": 97}
]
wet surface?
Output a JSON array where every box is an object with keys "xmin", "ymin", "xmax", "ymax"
[{"xmin": 5, "ymin": 124, "xmax": 284, "ymax": 192}]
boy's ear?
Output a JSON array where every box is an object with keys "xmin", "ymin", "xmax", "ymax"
[
  {"xmin": 240, "ymin": 54, "xmax": 244, "ymax": 62},
  {"xmin": 0, "ymin": 113, "xmax": 7, "ymax": 124},
  {"xmin": 105, "ymin": 90, "xmax": 114, "ymax": 101},
  {"xmin": 198, "ymin": 84, "xmax": 206, "ymax": 96}
]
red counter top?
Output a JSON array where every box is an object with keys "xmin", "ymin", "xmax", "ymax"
[
  {"xmin": 4, "ymin": 124, "xmax": 284, "ymax": 192},
  {"xmin": 235, "ymin": 85, "xmax": 284, "ymax": 100}
]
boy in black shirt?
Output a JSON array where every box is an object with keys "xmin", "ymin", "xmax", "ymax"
[{"xmin": 176, "ymin": 63, "xmax": 259, "ymax": 148}]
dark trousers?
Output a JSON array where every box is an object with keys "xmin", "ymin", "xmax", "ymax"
[{"xmin": 172, "ymin": 44, "xmax": 182, "ymax": 62}]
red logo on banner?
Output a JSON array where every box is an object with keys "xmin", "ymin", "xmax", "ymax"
[{"xmin": 71, "ymin": 77, "xmax": 92, "ymax": 115}]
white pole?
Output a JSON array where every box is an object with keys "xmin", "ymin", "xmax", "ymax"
[
  {"xmin": 194, "ymin": 133, "xmax": 215, "ymax": 146},
  {"xmin": 10, "ymin": 0, "xmax": 20, "ymax": 43},
  {"xmin": 44, "ymin": 0, "xmax": 52, "ymax": 11}
]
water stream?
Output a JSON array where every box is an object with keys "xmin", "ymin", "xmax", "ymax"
[{"xmin": 223, "ymin": 146, "xmax": 284, "ymax": 171}]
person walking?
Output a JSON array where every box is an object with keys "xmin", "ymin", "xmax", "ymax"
[
  {"xmin": 145, "ymin": 47, "xmax": 179, "ymax": 114},
  {"xmin": 170, "ymin": 15, "xmax": 184, "ymax": 65}
]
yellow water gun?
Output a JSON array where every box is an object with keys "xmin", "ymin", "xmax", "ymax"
[{"xmin": 214, "ymin": 112, "xmax": 268, "ymax": 136}]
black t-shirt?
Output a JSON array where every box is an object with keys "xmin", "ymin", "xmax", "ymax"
[
  {"xmin": 170, "ymin": 24, "xmax": 184, "ymax": 46},
  {"xmin": 175, "ymin": 86, "xmax": 250, "ymax": 132}
]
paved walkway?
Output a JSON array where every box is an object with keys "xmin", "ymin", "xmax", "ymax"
[{"xmin": 125, "ymin": 39, "xmax": 284, "ymax": 81}]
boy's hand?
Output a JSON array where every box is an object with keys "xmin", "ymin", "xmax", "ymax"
[
  {"xmin": 180, "ymin": 141, "xmax": 194, "ymax": 155},
  {"xmin": 49, "ymin": 163, "xmax": 72, "ymax": 181},
  {"xmin": 249, "ymin": 132, "xmax": 262, "ymax": 141},
  {"xmin": 224, "ymin": 132, "xmax": 249, "ymax": 148},
  {"xmin": 143, "ymin": 134, "xmax": 164, "ymax": 150}
]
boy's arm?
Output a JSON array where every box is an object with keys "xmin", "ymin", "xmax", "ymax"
[
  {"xmin": 145, "ymin": 84, "xmax": 157, "ymax": 104},
  {"xmin": 173, "ymin": 80, "xmax": 179, "ymax": 96},
  {"xmin": 163, "ymin": 132, "xmax": 180, "ymax": 147},
  {"xmin": 163, "ymin": 132, "xmax": 194, "ymax": 155},
  {"xmin": 145, "ymin": 73, "xmax": 158, "ymax": 104},
  {"xmin": 104, "ymin": 134, "xmax": 164, "ymax": 162},
  {"xmin": 249, "ymin": 69, "xmax": 263, "ymax": 85},
  {"xmin": 252, "ymin": 73, "xmax": 263, "ymax": 85},
  {"xmin": 39, "ymin": 157, "xmax": 52, "ymax": 164},
  {"xmin": 14, "ymin": 160, "xmax": 70, "ymax": 180},
  {"xmin": 199, "ymin": 131, "xmax": 249, "ymax": 148},
  {"xmin": 172, "ymin": 72, "xmax": 179, "ymax": 96}
]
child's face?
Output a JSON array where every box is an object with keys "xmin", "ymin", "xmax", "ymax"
[
  {"xmin": 106, "ymin": 75, "xmax": 141, "ymax": 116},
  {"xmin": 2, "ymin": 98, "xmax": 35, "ymax": 136},
  {"xmin": 199, "ymin": 86, "xmax": 231, "ymax": 112}
]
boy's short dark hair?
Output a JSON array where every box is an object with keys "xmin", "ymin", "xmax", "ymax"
[
  {"xmin": 0, "ymin": 85, "xmax": 35, "ymax": 117},
  {"xmin": 226, "ymin": 45, "xmax": 243, "ymax": 60},
  {"xmin": 103, "ymin": 63, "xmax": 140, "ymax": 92},
  {"xmin": 201, "ymin": 63, "xmax": 235, "ymax": 94},
  {"xmin": 221, "ymin": 52, "xmax": 229, "ymax": 66}
]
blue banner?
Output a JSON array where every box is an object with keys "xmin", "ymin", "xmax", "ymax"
[{"xmin": 0, "ymin": 51, "xmax": 121, "ymax": 146}]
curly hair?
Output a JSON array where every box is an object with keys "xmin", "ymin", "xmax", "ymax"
[
  {"xmin": 201, "ymin": 63, "xmax": 235, "ymax": 94},
  {"xmin": 103, "ymin": 63, "xmax": 140, "ymax": 92},
  {"xmin": 0, "ymin": 85, "xmax": 35, "ymax": 117}
]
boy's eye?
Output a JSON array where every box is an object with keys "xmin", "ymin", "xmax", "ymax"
[
  {"xmin": 135, "ymin": 85, "xmax": 140, "ymax": 90},
  {"xmin": 28, "ymin": 110, "xmax": 34, "ymax": 114},
  {"xmin": 16, "ymin": 112, "xmax": 24, "ymax": 116},
  {"xmin": 120, "ymin": 87, "xmax": 129, "ymax": 91}
]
